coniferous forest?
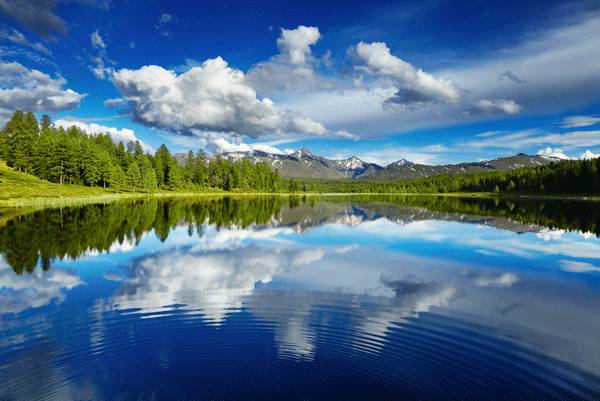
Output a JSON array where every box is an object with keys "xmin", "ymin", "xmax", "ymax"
[
  {"xmin": 0, "ymin": 111, "xmax": 282, "ymax": 192},
  {"xmin": 1, "ymin": 110, "xmax": 599, "ymax": 196}
]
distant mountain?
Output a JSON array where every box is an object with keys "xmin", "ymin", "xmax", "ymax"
[
  {"xmin": 364, "ymin": 153, "xmax": 562, "ymax": 181},
  {"xmin": 220, "ymin": 148, "xmax": 383, "ymax": 179},
  {"xmin": 209, "ymin": 149, "xmax": 562, "ymax": 180}
]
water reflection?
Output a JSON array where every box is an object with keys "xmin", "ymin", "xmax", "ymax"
[{"xmin": 1, "ymin": 196, "xmax": 600, "ymax": 399}]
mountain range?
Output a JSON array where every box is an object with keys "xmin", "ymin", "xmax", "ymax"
[{"xmin": 175, "ymin": 148, "xmax": 563, "ymax": 181}]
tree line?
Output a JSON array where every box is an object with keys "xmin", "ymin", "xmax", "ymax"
[
  {"xmin": 0, "ymin": 111, "xmax": 282, "ymax": 192},
  {"xmin": 2, "ymin": 110, "xmax": 599, "ymax": 195},
  {"xmin": 302, "ymin": 157, "xmax": 600, "ymax": 195}
]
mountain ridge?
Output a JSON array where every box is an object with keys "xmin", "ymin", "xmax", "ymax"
[{"xmin": 174, "ymin": 149, "xmax": 563, "ymax": 180}]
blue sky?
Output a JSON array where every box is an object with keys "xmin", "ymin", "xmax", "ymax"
[{"xmin": 1, "ymin": 0, "xmax": 600, "ymax": 165}]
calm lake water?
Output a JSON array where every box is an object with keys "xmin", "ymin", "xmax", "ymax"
[{"xmin": 1, "ymin": 195, "xmax": 600, "ymax": 400}]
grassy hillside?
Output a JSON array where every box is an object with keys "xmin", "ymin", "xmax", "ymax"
[{"xmin": 0, "ymin": 161, "xmax": 108, "ymax": 202}]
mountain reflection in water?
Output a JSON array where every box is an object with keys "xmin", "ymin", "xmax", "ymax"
[{"xmin": 1, "ymin": 195, "xmax": 600, "ymax": 400}]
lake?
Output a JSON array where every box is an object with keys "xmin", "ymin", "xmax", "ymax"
[{"xmin": 1, "ymin": 195, "xmax": 600, "ymax": 400}]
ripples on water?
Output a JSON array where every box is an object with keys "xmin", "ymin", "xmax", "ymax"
[{"xmin": 1, "ymin": 195, "xmax": 600, "ymax": 400}]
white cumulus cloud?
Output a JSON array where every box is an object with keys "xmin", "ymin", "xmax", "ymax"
[
  {"xmin": 353, "ymin": 41, "xmax": 461, "ymax": 107},
  {"xmin": 54, "ymin": 119, "xmax": 152, "ymax": 152},
  {"xmin": 111, "ymin": 57, "xmax": 346, "ymax": 140},
  {"xmin": 210, "ymin": 137, "xmax": 286, "ymax": 155},
  {"xmin": 246, "ymin": 25, "xmax": 327, "ymax": 94},
  {"xmin": 579, "ymin": 149, "xmax": 600, "ymax": 159},
  {"xmin": 537, "ymin": 146, "xmax": 570, "ymax": 160},
  {"xmin": 0, "ymin": 60, "xmax": 83, "ymax": 122},
  {"xmin": 277, "ymin": 25, "xmax": 320, "ymax": 65}
]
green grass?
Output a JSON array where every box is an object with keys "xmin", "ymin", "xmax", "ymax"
[
  {"xmin": 0, "ymin": 161, "xmax": 108, "ymax": 202},
  {"xmin": 0, "ymin": 162, "xmax": 282, "ymax": 209},
  {"xmin": 0, "ymin": 161, "xmax": 215, "ymax": 208}
]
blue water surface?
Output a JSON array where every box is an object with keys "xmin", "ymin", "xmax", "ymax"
[{"xmin": 1, "ymin": 196, "xmax": 600, "ymax": 400}]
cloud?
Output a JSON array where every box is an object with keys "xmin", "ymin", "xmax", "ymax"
[
  {"xmin": 210, "ymin": 137, "xmax": 286, "ymax": 155},
  {"xmin": 0, "ymin": 0, "xmax": 66, "ymax": 40},
  {"xmin": 444, "ymin": 14, "xmax": 600, "ymax": 115},
  {"xmin": 54, "ymin": 119, "xmax": 153, "ymax": 152},
  {"xmin": 472, "ymin": 272, "xmax": 518, "ymax": 287},
  {"xmin": 277, "ymin": 25, "xmax": 320, "ymax": 65},
  {"xmin": 88, "ymin": 29, "xmax": 113, "ymax": 78},
  {"xmin": 332, "ymin": 144, "xmax": 448, "ymax": 166},
  {"xmin": 536, "ymin": 146, "xmax": 570, "ymax": 160},
  {"xmin": 0, "ymin": 60, "xmax": 83, "ymax": 121},
  {"xmin": 464, "ymin": 129, "xmax": 600, "ymax": 152},
  {"xmin": 276, "ymin": 14, "xmax": 600, "ymax": 137},
  {"xmin": 155, "ymin": 13, "xmax": 176, "ymax": 37},
  {"xmin": 353, "ymin": 41, "xmax": 461, "ymax": 107},
  {"xmin": 561, "ymin": 115, "xmax": 600, "ymax": 129},
  {"xmin": 560, "ymin": 260, "xmax": 600, "ymax": 273},
  {"xmin": 0, "ymin": 24, "xmax": 51, "ymax": 54},
  {"xmin": 579, "ymin": 149, "xmax": 600, "ymax": 159},
  {"xmin": 111, "ymin": 57, "xmax": 347, "ymax": 140},
  {"xmin": 246, "ymin": 26, "xmax": 326, "ymax": 94},
  {"xmin": 159, "ymin": 13, "xmax": 173, "ymax": 24},
  {"xmin": 103, "ymin": 97, "xmax": 126, "ymax": 108},
  {"xmin": 467, "ymin": 99, "xmax": 522, "ymax": 115},
  {"xmin": 498, "ymin": 70, "xmax": 527, "ymax": 84},
  {"xmin": 90, "ymin": 29, "xmax": 106, "ymax": 49}
]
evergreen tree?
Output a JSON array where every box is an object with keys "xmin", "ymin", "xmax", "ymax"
[
  {"xmin": 166, "ymin": 158, "xmax": 182, "ymax": 189},
  {"xmin": 154, "ymin": 144, "xmax": 172, "ymax": 187},
  {"xmin": 0, "ymin": 126, "xmax": 8, "ymax": 162},
  {"xmin": 4, "ymin": 110, "xmax": 27, "ymax": 171},
  {"xmin": 108, "ymin": 165, "xmax": 126, "ymax": 190},
  {"xmin": 126, "ymin": 160, "xmax": 142, "ymax": 191},
  {"xmin": 40, "ymin": 114, "xmax": 52, "ymax": 129}
]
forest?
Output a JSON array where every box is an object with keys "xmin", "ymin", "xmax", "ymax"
[
  {"xmin": 0, "ymin": 111, "xmax": 282, "ymax": 192},
  {"xmin": 1, "ymin": 110, "xmax": 599, "ymax": 196}
]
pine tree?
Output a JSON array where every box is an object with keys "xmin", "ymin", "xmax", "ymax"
[
  {"xmin": 154, "ymin": 144, "xmax": 172, "ymax": 186},
  {"xmin": 142, "ymin": 165, "xmax": 158, "ymax": 191},
  {"xmin": 4, "ymin": 110, "xmax": 26, "ymax": 170},
  {"xmin": 81, "ymin": 143, "xmax": 102, "ymax": 186},
  {"xmin": 98, "ymin": 151, "xmax": 112, "ymax": 188},
  {"xmin": 116, "ymin": 141, "xmax": 128, "ymax": 170},
  {"xmin": 126, "ymin": 160, "xmax": 142, "ymax": 191},
  {"xmin": 0, "ymin": 127, "xmax": 8, "ymax": 162},
  {"xmin": 139, "ymin": 156, "xmax": 157, "ymax": 191},
  {"xmin": 108, "ymin": 165, "xmax": 126, "ymax": 190},
  {"xmin": 40, "ymin": 114, "xmax": 52, "ymax": 129},
  {"xmin": 193, "ymin": 150, "xmax": 208, "ymax": 186},
  {"xmin": 166, "ymin": 158, "xmax": 182, "ymax": 189}
]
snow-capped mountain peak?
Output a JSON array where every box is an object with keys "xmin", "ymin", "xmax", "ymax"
[
  {"xmin": 387, "ymin": 159, "xmax": 414, "ymax": 168},
  {"xmin": 335, "ymin": 156, "xmax": 366, "ymax": 171},
  {"xmin": 290, "ymin": 148, "xmax": 315, "ymax": 159}
]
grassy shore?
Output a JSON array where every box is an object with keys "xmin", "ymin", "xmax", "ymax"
[
  {"xmin": 2, "ymin": 161, "xmax": 599, "ymax": 210},
  {"xmin": 0, "ymin": 161, "xmax": 220, "ymax": 208}
]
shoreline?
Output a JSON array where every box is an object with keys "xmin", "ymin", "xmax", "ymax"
[{"xmin": 1, "ymin": 190, "xmax": 599, "ymax": 209}]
